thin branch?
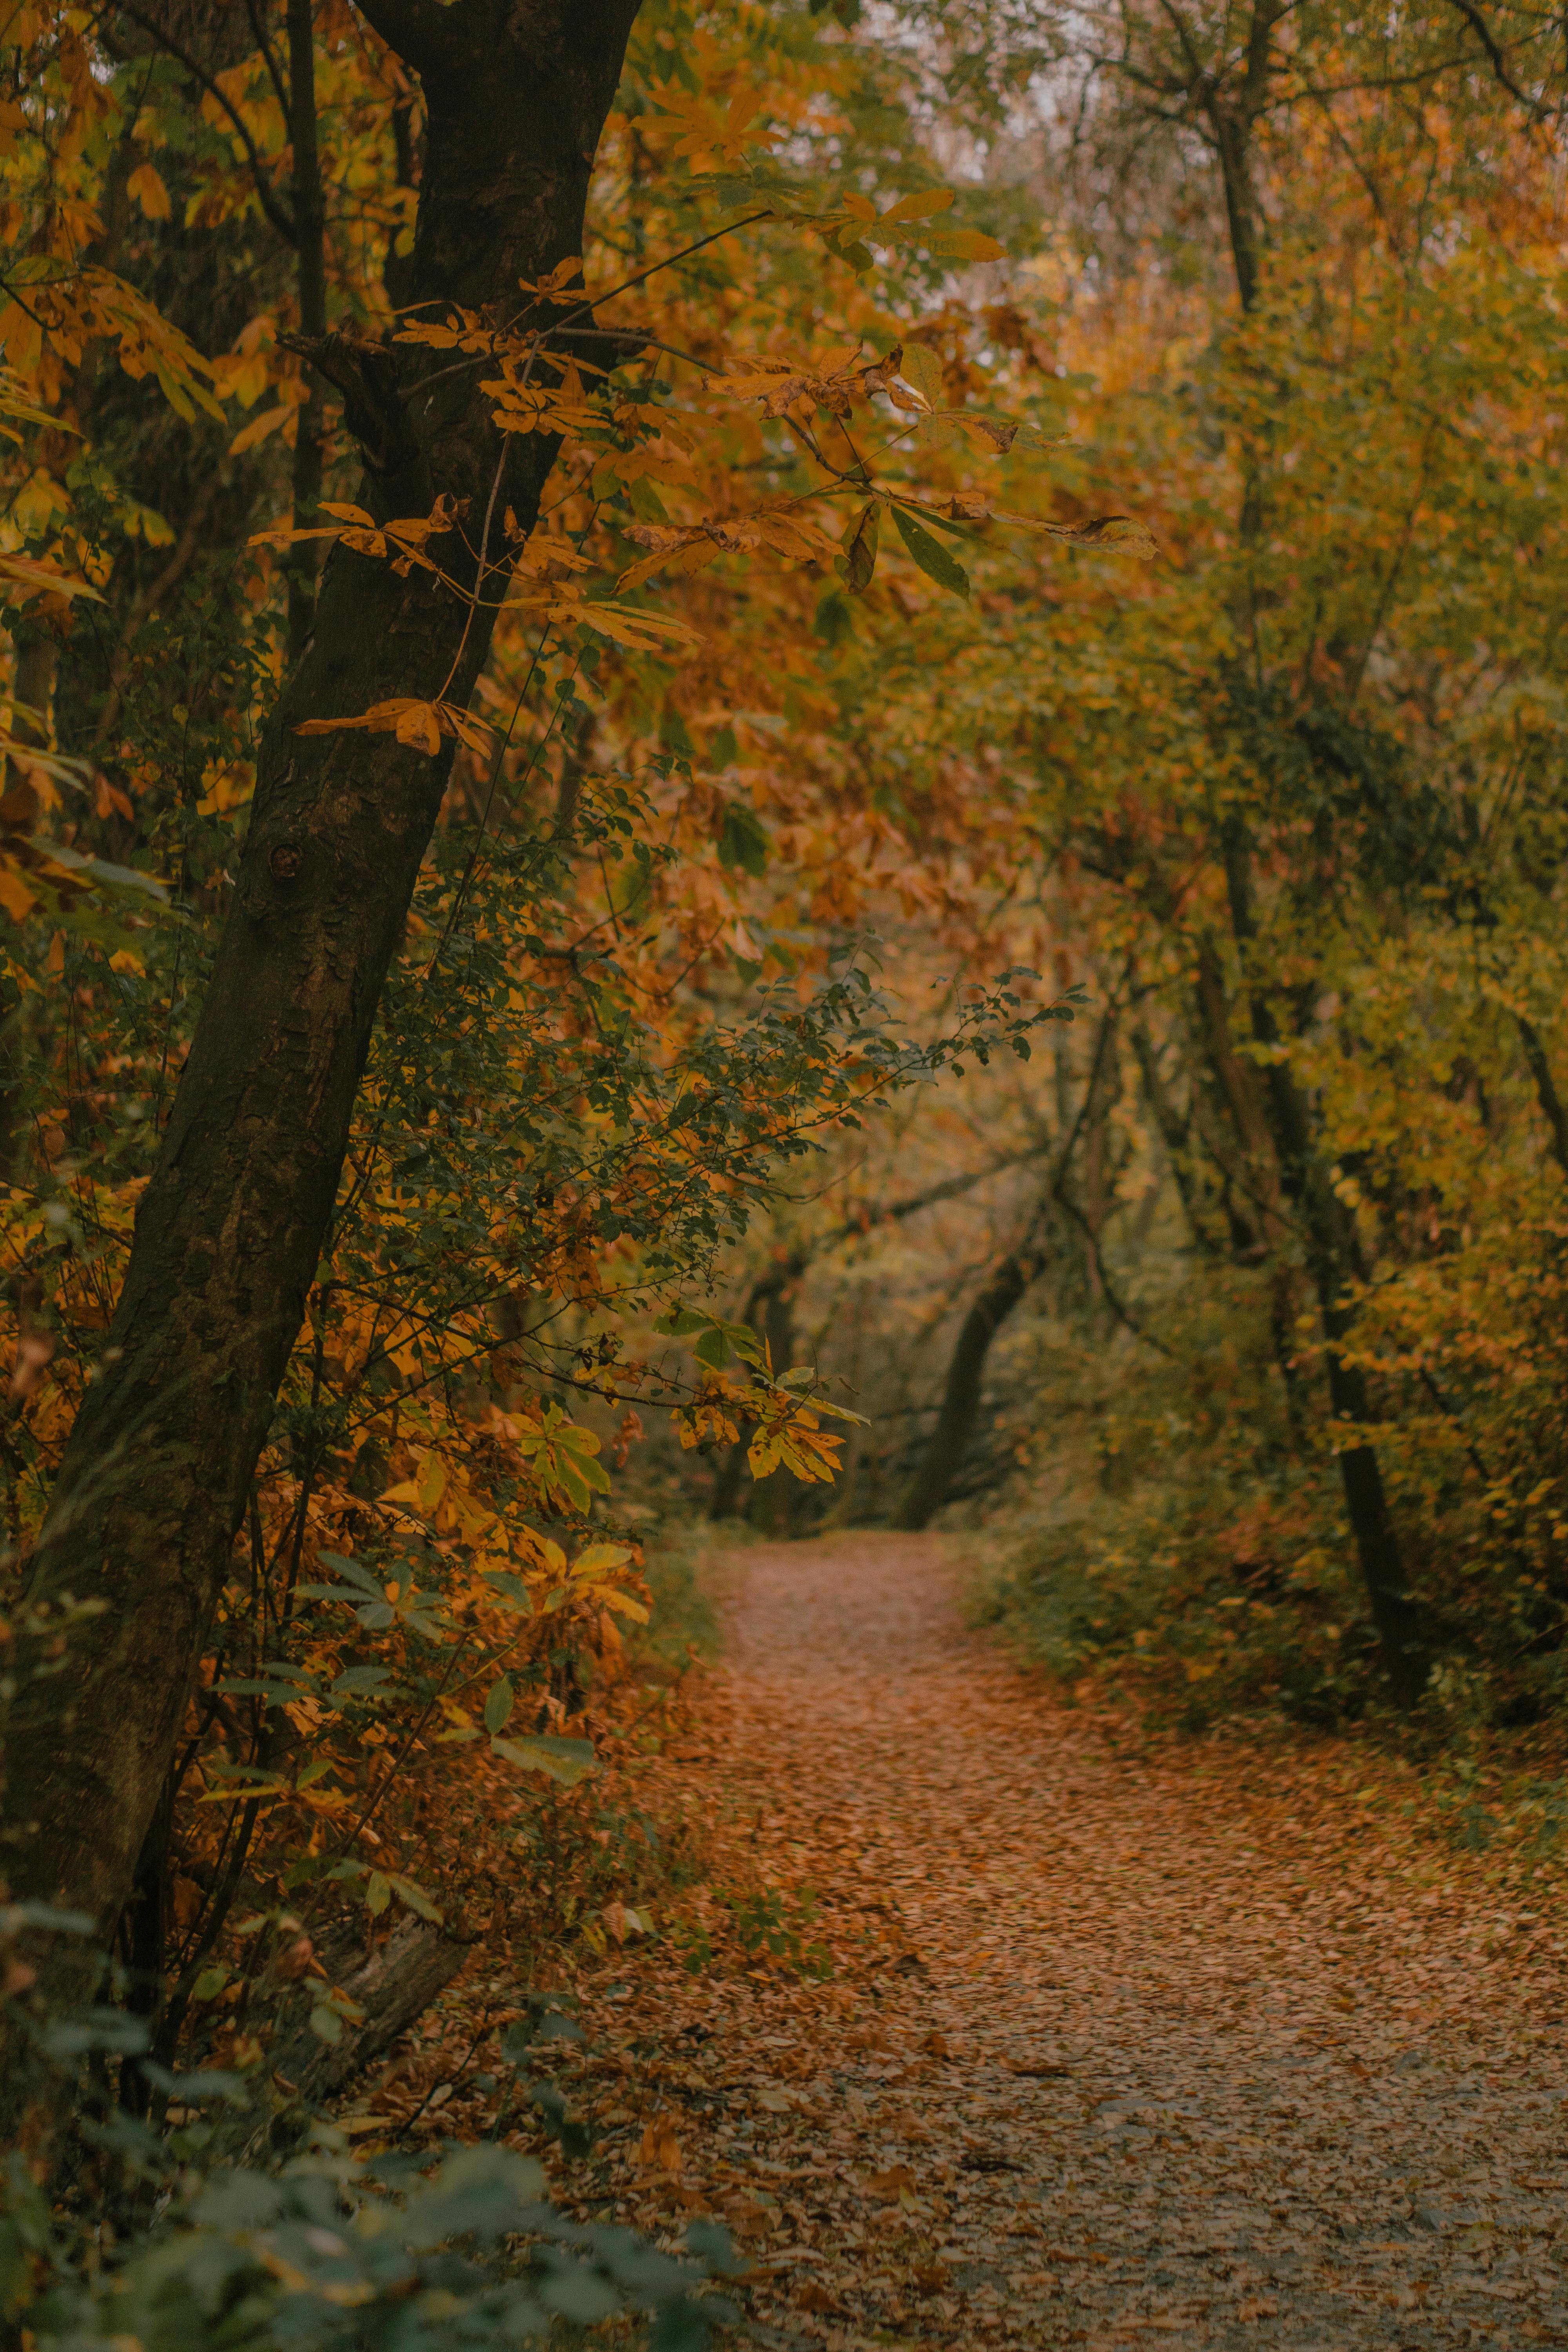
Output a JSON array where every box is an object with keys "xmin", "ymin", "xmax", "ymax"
[{"xmin": 118, "ymin": 4, "xmax": 299, "ymax": 246}]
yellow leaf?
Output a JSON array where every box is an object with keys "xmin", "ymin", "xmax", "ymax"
[
  {"xmin": 230, "ymin": 402, "xmax": 294, "ymax": 456},
  {"xmin": 393, "ymin": 701, "xmax": 442, "ymax": 753},
  {"xmin": 880, "ymin": 188, "xmax": 956, "ymax": 225},
  {"xmin": 294, "ymin": 698, "xmax": 450, "ymax": 755},
  {"xmin": 416, "ymin": 1452, "xmax": 450, "ymax": 1512},
  {"xmin": 127, "ymin": 161, "xmax": 171, "ymax": 221},
  {"xmin": 572, "ymin": 1541, "xmax": 633, "ymax": 1574},
  {"xmin": 921, "ymin": 227, "xmax": 1005, "ymax": 261},
  {"xmin": 0, "ymin": 863, "xmax": 38, "ymax": 922},
  {"xmin": 0, "ymin": 550, "xmax": 101, "ymax": 604}
]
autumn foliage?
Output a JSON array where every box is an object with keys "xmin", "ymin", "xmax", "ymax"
[{"xmin": 1, "ymin": 0, "xmax": 1567, "ymax": 2247}]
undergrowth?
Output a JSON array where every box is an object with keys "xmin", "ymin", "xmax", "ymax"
[{"xmin": 955, "ymin": 1258, "xmax": 1568, "ymax": 1868}]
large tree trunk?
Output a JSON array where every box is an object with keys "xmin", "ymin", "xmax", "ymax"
[{"xmin": 0, "ymin": 0, "xmax": 642, "ymax": 2143}]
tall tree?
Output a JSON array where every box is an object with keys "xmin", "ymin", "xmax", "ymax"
[{"xmin": 1, "ymin": 0, "xmax": 642, "ymax": 2119}]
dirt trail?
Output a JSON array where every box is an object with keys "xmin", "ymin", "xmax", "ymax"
[{"xmin": 586, "ymin": 1534, "xmax": 1568, "ymax": 2347}]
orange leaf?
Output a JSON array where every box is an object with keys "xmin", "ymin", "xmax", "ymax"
[
  {"xmin": 0, "ymin": 862, "xmax": 38, "ymax": 922},
  {"xmin": 126, "ymin": 161, "xmax": 171, "ymax": 221},
  {"xmin": 637, "ymin": 2115, "xmax": 683, "ymax": 2172}
]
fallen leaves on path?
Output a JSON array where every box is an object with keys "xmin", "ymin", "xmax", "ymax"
[{"xmin": 367, "ymin": 1534, "xmax": 1568, "ymax": 2348}]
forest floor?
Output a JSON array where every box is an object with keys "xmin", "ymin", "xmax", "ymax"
[{"xmin": 397, "ymin": 1532, "xmax": 1568, "ymax": 2347}]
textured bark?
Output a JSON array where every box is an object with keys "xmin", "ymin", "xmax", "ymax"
[
  {"xmin": 0, "ymin": 0, "xmax": 642, "ymax": 2133},
  {"xmin": 264, "ymin": 1917, "xmax": 469, "ymax": 2110}
]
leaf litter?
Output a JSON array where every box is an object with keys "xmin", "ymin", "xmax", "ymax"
[{"xmin": 363, "ymin": 1533, "xmax": 1568, "ymax": 2347}]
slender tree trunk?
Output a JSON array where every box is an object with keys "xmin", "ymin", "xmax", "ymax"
[
  {"xmin": 1130, "ymin": 1022, "xmax": 1206, "ymax": 1248},
  {"xmin": 894, "ymin": 1243, "xmax": 1043, "ymax": 1532},
  {"xmin": 1517, "ymin": 1013, "xmax": 1568, "ymax": 1181},
  {"xmin": 1220, "ymin": 826, "xmax": 1427, "ymax": 1703},
  {"xmin": 0, "ymin": 0, "xmax": 643, "ymax": 2147}
]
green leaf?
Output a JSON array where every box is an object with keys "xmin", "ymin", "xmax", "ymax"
[
  {"xmin": 717, "ymin": 800, "xmax": 769, "ymax": 877},
  {"xmin": 483, "ymin": 1570, "xmax": 534, "ymax": 1614},
  {"xmin": 891, "ymin": 504, "xmax": 970, "ymax": 599},
  {"xmin": 27, "ymin": 837, "xmax": 170, "ymax": 904},
  {"xmin": 626, "ymin": 472, "xmax": 670, "ymax": 523},
  {"xmin": 813, "ymin": 586, "xmax": 855, "ymax": 646},
  {"xmin": 484, "ymin": 1674, "xmax": 516, "ymax": 1734},
  {"xmin": 655, "ymin": 1306, "xmax": 710, "ymax": 1336},
  {"xmin": 490, "ymin": 1733, "xmax": 597, "ymax": 1786},
  {"xmin": 309, "ymin": 2003, "xmax": 343, "ymax": 2045}
]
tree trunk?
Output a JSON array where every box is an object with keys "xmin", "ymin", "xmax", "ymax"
[
  {"xmin": 894, "ymin": 1245, "xmax": 1043, "ymax": 1532},
  {"xmin": 1220, "ymin": 826, "xmax": 1428, "ymax": 1704},
  {"xmin": 0, "ymin": 0, "xmax": 642, "ymax": 2145},
  {"xmin": 1517, "ymin": 1012, "xmax": 1568, "ymax": 1181},
  {"xmin": 263, "ymin": 1916, "xmax": 470, "ymax": 2114}
]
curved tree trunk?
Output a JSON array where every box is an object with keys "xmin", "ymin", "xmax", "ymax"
[
  {"xmin": 0, "ymin": 0, "xmax": 642, "ymax": 2149},
  {"xmin": 894, "ymin": 1245, "xmax": 1043, "ymax": 1532}
]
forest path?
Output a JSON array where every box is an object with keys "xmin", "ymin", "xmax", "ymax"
[{"xmin": 587, "ymin": 1533, "xmax": 1568, "ymax": 2348}]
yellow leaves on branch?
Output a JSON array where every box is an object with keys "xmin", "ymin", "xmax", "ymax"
[
  {"xmin": 1035, "ymin": 514, "xmax": 1159, "ymax": 557},
  {"xmin": 0, "ymin": 548, "xmax": 100, "ymax": 605},
  {"xmin": 679, "ymin": 1374, "xmax": 742, "ymax": 1452},
  {"xmin": 805, "ymin": 186, "xmax": 1005, "ymax": 268},
  {"xmin": 616, "ymin": 508, "xmax": 836, "ymax": 593},
  {"xmin": 748, "ymin": 1397, "xmax": 844, "ymax": 1486},
  {"xmin": 480, "ymin": 355, "xmax": 603, "ymax": 439},
  {"xmin": 516, "ymin": 585, "xmax": 701, "ymax": 654},
  {"xmin": 394, "ymin": 261, "xmax": 583, "ymax": 351},
  {"xmin": 249, "ymin": 494, "xmax": 465, "ymax": 577},
  {"xmin": 396, "ymin": 308, "xmax": 495, "ymax": 355},
  {"xmin": 956, "ymin": 500, "xmax": 1160, "ymax": 559},
  {"xmin": 701, "ymin": 333, "xmax": 1070, "ymax": 472},
  {"xmin": 294, "ymin": 697, "xmax": 494, "ymax": 759},
  {"xmin": 649, "ymin": 81, "xmax": 777, "ymax": 175},
  {"xmin": 705, "ymin": 342, "xmax": 911, "ymax": 422}
]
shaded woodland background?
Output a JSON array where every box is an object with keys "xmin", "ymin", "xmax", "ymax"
[{"xmin": 3, "ymin": 0, "xmax": 1568, "ymax": 2307}]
